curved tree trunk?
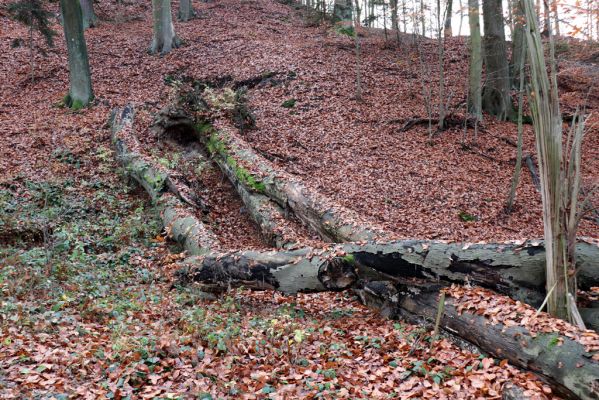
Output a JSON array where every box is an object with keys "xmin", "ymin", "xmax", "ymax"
[
  {"xmin": 150, "ymin": 0, "xmax": 179, "ymax": 55},
  {"xmin": 80, "ymin": 0, "xmax": 98, "ymax": 29},
  {"xmin": 482, "ymin": 0, "xmax": 513, "ymax": 120},
  {"xmin": 60, "ymin": 0, "xmax": 94, "ymax": 108}
]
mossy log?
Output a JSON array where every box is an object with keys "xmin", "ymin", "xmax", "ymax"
[
  {"xmin": 194, "ymin": 123, "xmax": 388, "ymax": 243},
  {"xmin": 386, "ymin": 285, "xmax": 599, "ymax": 400},
  {"xmin": 111, "ymin": 105, "xmax": 219, "ymax": 255},
  {"xmin": 151, "ymin": 108, "xmax": 301, "ymax": 249}
]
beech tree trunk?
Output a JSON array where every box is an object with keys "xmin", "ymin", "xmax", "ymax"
[
  {"xmin": 178, "ymin": 0, "xmax": 194, "ymax": 22},
  {"xmin": 60, "ymin": 0, "xmax": 94, "ymax": 108},
  {"xmin": 444, "ymin": 0, "xmax": 453, "ymax": 36},
  {"xmin": 150, "ymin": 0, "xmax": 179, "ymax": 55},
  {"xmin": 80, "ymin": 0, "xmax": 98, "ymax": 29},
  {"xmin": 467, "ymin": 0, "xmax": 482, "ymax": 120},
  {"xmin": 511, "ymin": 0, "xmax": 526, "ymax": 87},
  {"xmin": 482, "ymin": 0, "xmax": 513, "ymax": 120}
]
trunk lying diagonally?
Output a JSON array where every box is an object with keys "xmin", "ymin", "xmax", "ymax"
[
  {"xmin": 356, "ymin": 281, "xmax": 599, "ymax": 400},
  {"xmin": 194, "ymin": 122, "xmax": 388, "ymax": 243},
  {"xmin": 110, "ymin": 105, "xmax": 219, "ymax": 254}
]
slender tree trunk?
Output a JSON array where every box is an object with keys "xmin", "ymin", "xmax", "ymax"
[
  {"xmin": 467, "ymin": 0, "xmax": 482, "ymax": 120},
  {"xmin": 506, "ymin": 46, "xmax": 526, "ymax": 212},
  {"xmin": 390, "ymin": 0, "xmax": 399, "ymax": 31},
  {"xmin": 542, "ymin": 0, "xmax": 550, "ymax": 36},
  {"xmin": 511, "ymin": 0, "xmax": 526, "ymax": 87},
  {"xmin": 150, "ymin": 0, "xmax": 178, "ymax": 55},
  {"xmin": 552, "ymin": 0, "xmax": 560, "ymax": 36},
  {"xmin": 482, "ymin": 0, "xmax": 513, "ymax": 120},
  {"xmin": 437, "ymin": 0, "xmax": 446, "ymax": 131},
  {"xmin": 354, "ymin": 0, "xmax": 363, "ymax": 101},
  {"xmin": 80, "ymin": 0, "xmax": 97, "ymax": 29},
  {"xmin": 458, "ymin": 0, "xmax": 463, "ymax": 35},
  {"xmin": 421, "ymin": 0, "xmax": 426, "ymax": 35},
  {"xmin": 444, "ymin": 0, "xmax": 453, "ymax": 36},
  {"xmin": 178, "ymin": 0, "xmax": 194, "ymax": 21},
  {"xmin": 60, "ymin": 0, "xmax": 94, "ymax": 108}
]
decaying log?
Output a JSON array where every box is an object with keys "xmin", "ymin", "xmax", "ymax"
[
  {"xmin": 392, "ymin": 287, "xmax": 599, "ymax": 400},
  {"xmin": 151, "ymin": 107, "xmax": 303, "ymax": 249},
  {"xmin": 194, "ymin": 123, "xmax": 389, "ymax": 243},
  {"xmin": 111, "ymin": 105, "xmax": 219, "ymax": 255},
  {"xmin": 524, "ymin": 154, "xmax": 541, "ymax": 191},
  {"xmin": 178, "ymin": 248, "xmax": 357, "ymax": 293},
  {"xmin": 178, "ymin": 239, "xmax": 599, "ymax": 303}
]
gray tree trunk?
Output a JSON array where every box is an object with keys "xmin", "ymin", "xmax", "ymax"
[
  {"xmin": 482, "ymin": 0, "xmax": 513, "ymax": 120},
  {"xmin": 467, "ymin": 0, "xmax": 482, "ymax": 120},
  {"xmin": 60, "ymin": 0, "xmax": 94, "ymax": 109},
  {"xmin": 80, "ymin": 0, "xmax": 98, "ymax": 29},
  {"xmin": 178, "ymin": 0, "xmax": 194, "ymax": 22},
  {"xmin": 444, "ymin": 0, "xmax": 453, "ymax": 36},
  {"xmin": 511, "ymin": 0, "xmax": 526, "ymax": 86},
  {"xmin": 390, "ymin": 0, "xmax": 399, "ymax": 30},
  {"xmin": 150, "ymin": 0, "xmax": 179, "ymax": 55}
]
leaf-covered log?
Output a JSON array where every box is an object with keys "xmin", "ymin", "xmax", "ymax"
[
  {"xmin": 391, "ymin": 287, "xmax": 599, "ymax": 400},
  {"xmin": 194, "ymin": 123, "xmax": 388, "ymax": 243}
]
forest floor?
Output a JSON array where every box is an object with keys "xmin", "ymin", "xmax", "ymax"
[{"xmin": 0, "ymin": 0, "xmax": 598, "ymax": 398}]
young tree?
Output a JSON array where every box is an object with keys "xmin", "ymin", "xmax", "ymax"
[
  {"xmin": 467, "ymin": 0, "xmax": 482, "ymax": 120},
  {"xmin": 178, "ymin": 0, "xmax": 195, "ymax": 22},
  {"xmin": 482, "ymin": 0, "xmax": 513, "ymax": 120},
  {"xmin": 523, "ymin": 0, "xmax": 588, "ymax": 322},
  {"xmin": 60, "ymin": 0, "xmax": 94, "ymax": 109},
  {"xmin": 353, "ymin": 0, "xmax": 363, "ymax": 101},
  {"xmin": 80, "ymin": 0, "xmax": 98, "ymax": 29},
  {"xmin": 7, "ymin": 0, "xmax": 56, "ymax": 83},
  {"xmin": 150, "ymin": 0, "xmax": 179, "ymax": 55}
]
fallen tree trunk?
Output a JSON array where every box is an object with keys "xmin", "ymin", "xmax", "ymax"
[
  {"xmin": 178, "ymin": 238, "xmax": 599, "ymax": 304},
  {"xmin": 386, "ymin": 285, "xmax": 599, "ymax": 400},
  {"xmin": 194, "ymin": 122, "xmax": 389, "ymax": 243},
  {"xmin": 111, "ymin": 105, "xmax": 219, "ymax": 254},
  {"xmin": 178, "ymin": 248, "xmax": 358, "ymax": 293}
]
